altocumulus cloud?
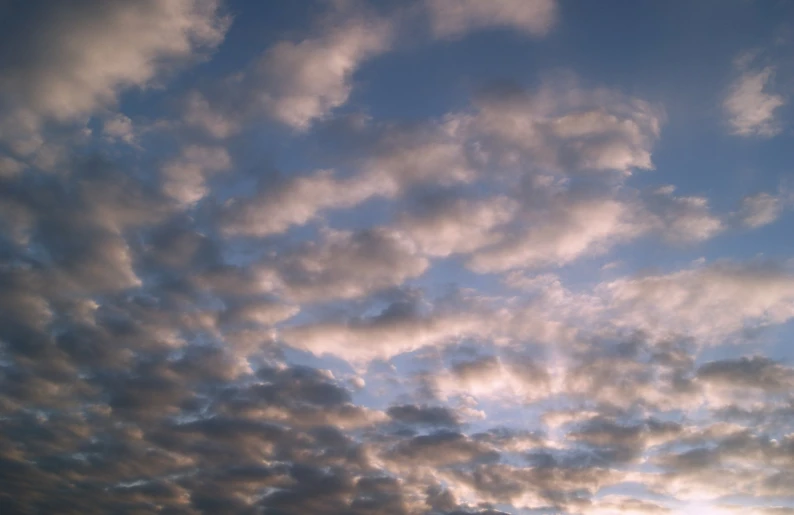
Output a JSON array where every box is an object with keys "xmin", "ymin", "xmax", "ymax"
[{"xmin": 1, "ymin": 1, "xmax": 794, "ymax": 514}]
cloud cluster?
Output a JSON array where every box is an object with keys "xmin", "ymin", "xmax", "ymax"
[
  {"xmin": 0, "ymin": 0, "xmax": 229, "ymax": 152},
  {"xmin": 2, "ymin": 1, "xmax": 794, "ymax": 514}
]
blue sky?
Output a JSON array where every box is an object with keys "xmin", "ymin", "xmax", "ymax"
[{"xmin": 1, "ymin": 1, "xmax": 794, "ymax": 514}]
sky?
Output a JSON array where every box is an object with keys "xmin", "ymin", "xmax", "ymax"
[{"xmin": 1, "ymin": 0, "xmax": 794, "ymax": 514}]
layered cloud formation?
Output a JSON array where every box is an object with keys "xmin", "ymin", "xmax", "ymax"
[{"xmin": 1, "ymin": 1, "xmax": 794, "ymax": 514}]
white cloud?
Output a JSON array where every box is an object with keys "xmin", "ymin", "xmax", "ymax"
[
  {"xmin": 426, "ymin": 0, "xmax": 557, "ymax": 39},
  {"xmin": 253, "ymin": 16, "xmax": 393, "ymax": 130},
  {"xmin": 562, "ymin": 350, "xmax": 699, "ymax": 411},
  {"xmin": 468, "ymin": 77, "xmax": 663, "ymax": 175},
  {"xmin": 360, "ymin": 117, "xmax": 477, "ymax": 186},
  {"xmin": 183, "ymin": 90, "xmax": 240, "ymax": 139},
  {"xmin": 221, "ymin": 119, "xmax": 475, "ymax": 237},
  {"xmin": 281, "ymin": 291, "xmax": 573, "ymax": 363},
  {"xmin": 161, "ymin": 145, "xmax": 231, "ymax": 205},
  {"xmin": 717, "ymin": 507, "xmax": 794, "ymax": 515},
  {"xmin": 0, "ymin": 0, "xmax": 230, "ymax": 149},
  {"xmin": 282, "ymin": 309, "xmax": 487, "ymax": 364},
  {"xmin": 222, "ymin": 77, "xmax": 663, "ymax": 245},
  {"xmin": 599, "ymin": 261, "xmax": 794, "ymax": 342},
  {"xmin": 738, "ymin": 192, "xmax": 785, "ymax": 228},
  {"xmin": 184, "ymin": 1, "xmax": 554, "ymax": 135},
  {"xmin": 396, "ymin": 196, "xmax": 518, "ymax": 257},
  {"xmin": 468, "ymin": 196, "xmax": 644, "ymax": 273},
  {"xmin": 645, "ymin": 186, "xmax": 724, "ymax": 242},
  {"xmin": 725, "ymin": 65, "xmax": 786, "ymax": 137},
  {"xmin": 462, "ymin": 183, "xmax": 725, "ymax": 275},
  {"xmin": 579, "ymin": 494, "xmax": 672, "ymax": 514},
  {"xmin": 220, "ymin": 299, "xmax": 299, "ymax": 328},
  {"xmin": 102, "ymin": 113, "xmax": 137, "ymax": 145},
  {"xmin": 186, "ymin": 9, "xmax": 394, "ymax": 136},
  {"xmin": 433, "ymin": 355, "xmax": 552, "ymax": 404},
  {"xmin": 221, "ymin": 170, "xmax": 385, "ymax": 237},
  {"xmin": 209, "ymin": 225, "xmax": 430, "ymax": 304},
  {"xmin": 217, "ymin": 77, "xmax": 668, "ymax": 273}
]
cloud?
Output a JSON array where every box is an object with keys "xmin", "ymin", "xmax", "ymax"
[
  {"xmin": 263, "ymin": 228, "xmax": 429, "ymax": 302},
  {"xmin": 396, "ymin": 195, "xmax": 518, "ymax": 257},
  {"xmin": 718, "ymin": 507, "xmax": 794, "ymax": 515},
  {"xmin": 426, "ymin": 0, "xmax": 557, "ymax": 39},
  {"xmin": 468, "ymin": 77, "xmax": 663, "ymax": 175},
  {"xmin": 387, "ymin": 404, "xmax": 461, "ymax": 427},
  {"xmin": 219, "ymin": 298, "xmax": 299, "ymax": 328},
  {"xmin": 2, "ymin": 4, "xmax": 794, "ymax": 514},
  {"xmin": 724, "ymin": 60, "xmax": 786, "ymax": 137},
  {"xmin": 182, "ymin": 89, "xmax": 241, "ymax": 139},
  {"xmin": 221, "ymin": 77, "xmax": 663, "ymax": 249},
  {"xmin": 0, "ymin": 156, "xmax": 25, "ymax": 178},
  {"xmin": 738, "ymin": 191, "xmax": 787, "ymax": 228},
  {"xmin": 358, "ymin": 117, "xmax": 478, "ymax": 185},
  {"xmin": 433, "ymin": 354, "xmax": 552, "ymax": 404},
  {"xmin": 161, "ymin": 145, "xmax": 231, "ymax": 205},
  {"xmin": 384, "ymin": 430, "xmax": 500, "ymax": 469},
  {"xmin": 644, "ymin": 186, "xmax": 724, "ymax": 242},
  {"xmin": 220, "ymin": 169, "xmax": 385, "ymax": 237},
  {"xmin": 598, "ymin": 260, "xmax": 794, "ymax": 342},
  {"xmin": 697, "ymin": 356, "xmax": 794, "ymax": 393},
  {"xmin": 221, "ymin": 117, "xmax": 476, "ymax": 237},
  {"xmin": 0, "ymin": 0, "xmax": 229, "ymax": 150},
  {"xmin": 454, "ymin": 183, "xmax": 744, "ymax": 275},
  {"xmin": 281, "ymin": 290, "xmax": 572, "ymax": 362},
  {"xmin": 185, "ymin": 7, "xmax": 393, "ymax": 135},
  {"xmin": 644, "ymin": 428, "xmax": 794, "ymax": 502},
  {"xmin": 580, "ymin": 495, "xmax": 672, "ymax": 514},
  {"xmin": 102, "ymin": 113, "xmax": 137, "ymax": 145},
  {"xmin": 468, "ymin": 195, "xmax": 644, "ymax": 273},
  {"xmin": 567, "ymin": 416, "xmax": 682, "ymax": 464},
  {"xmin": 253, "ymin": 15, "xmax": 393, "ymax": 130},
  {"xmin": 0, "ymin": 159, "xmax": 167, "ymax": 294},
  {"xmin": 441, "ymin": 462, "xmax": 620, "ymax": 511},
  {"xmin": 211, "ymin": 365, "xmax": 387, "ymax": 429},
  {"xmin": 281, "ymin": 294, "xmax": 488, "ymax": 362},
  {"xmin": 561, "ymin": 340, "xmax": 699, "ymax": 410}
]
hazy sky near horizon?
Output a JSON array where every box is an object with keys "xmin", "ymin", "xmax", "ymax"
[{"xmin": 2, "ymin": 1, "xmax": 794, "ymax": 514}]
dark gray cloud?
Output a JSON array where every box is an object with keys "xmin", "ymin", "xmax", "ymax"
[
  {"xmin": 697, "ymin": 356, "xmax": 794, "ymax": 392},
  {"xmin": 388, "ymin": 404, "xmax": 461, "ymax": 427},
  {"xmin": 386, "ymin": 430, "xmax": 500, "ymax": 467},
  {"xmin": 567, "ymin": 416, "xmax": 682, "ymax": 464}
]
